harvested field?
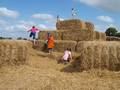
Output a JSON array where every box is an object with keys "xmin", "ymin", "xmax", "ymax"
[
  {"xmin": 56, "ymin": 19, "xmax": 86, "ymax": 30},
  {"xmin": 0, "ymin": 40, "xmax": 31, "ymax": 67},
  {"xmin": 75, "ymin": 41, "xmax": 120, "ymax": 71},
  {"xmin": 0, "ymin": 48, "xmax": 120, "ymax": 90}
]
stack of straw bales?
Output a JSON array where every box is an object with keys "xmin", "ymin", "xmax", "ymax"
[
  {"xmin": 75, "ymin": 41, "xmax": 120, "ymax": 71},
  {"xmin": 38, "ymin": 30, "xmax": 94, "ymax": 41},
  {"xmin": 56, "ymin": 19, "xmax": 86, "ymax": 30},
  {"xmin": 33, "ymin": 40, "xmax": 77, "ymax": 52},
  {"xmin": 0, "ymin": 40, "xmax": 29, "ymax": 67}
]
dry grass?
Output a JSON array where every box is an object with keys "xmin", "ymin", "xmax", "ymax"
[{"xmin": 0, "ymin": 47, "xmax": 120, "ymax": 90}]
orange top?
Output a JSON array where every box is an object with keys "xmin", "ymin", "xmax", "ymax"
[{"xmin": 48, "ymin": 35, "xmax": 55, "ymax": 49}]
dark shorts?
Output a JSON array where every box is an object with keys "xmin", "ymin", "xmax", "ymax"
[{"xmin": 29, "ymin": 32, "xmax": 36, "ymax": 39}]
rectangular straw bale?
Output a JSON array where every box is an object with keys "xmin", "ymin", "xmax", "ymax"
[
  {"xmin": 33, "ymin": 40, "xmax": 45, "ymax": 51},
  {"xmin": 0, "ymin": 40, "xmax": 28, "ymax": 67},
  {"xmin": 38, "ymin": 30, "xmax": 63, "ymax": 40},
  {"xmin": 75, "ymin": 41, "xmax": 120, "ymax": 71},
  {"xmin": 62, "ymin": 30, "xmax": 94, "ymax": 41},
  {"xmin": 85, "ymin": 22, "xmax": 94, "ymax": 31},
  {"xmin": 94, "ymin": 31, "xmax": 101, "ymax": 40},
  {"xmin": 94, "ymin": 31, "xmax": 106, "ymax": 41},
  {"xmin": 54, "ymin": 40, "xmax": 77, "ymax": 52},
  {"xmin": 56, "ymin": 19, "xmax": 86, "ymax": 30},
  {"xmin": 100, "ymin": 32, "xmax": 106, "ymax": 41}
]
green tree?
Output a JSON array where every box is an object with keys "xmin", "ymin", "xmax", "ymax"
[
  {"xmin": 115, "ymin": 32, "xmax": 120, "ymax": 37},
  {"xmin": 105, "ymin": 27, "xmax": 118, "ymax": 36}
]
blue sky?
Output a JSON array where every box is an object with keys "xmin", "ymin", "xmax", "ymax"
[{"xmin": 0, "ymin": 0, "xmax": 120, "ymax": 38}]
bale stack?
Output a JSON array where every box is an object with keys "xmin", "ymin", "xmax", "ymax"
[
  {"xmin": 75, "ymin": 41, "xmax": 120, "ymax": 71},
  {"xmin": 56, "ymin": 19, "xmax": 86, "ymax": 30},
  {"xmin": 33, "ymin": 40, "xmax": 77, "ymax": 52},
  {"xmin": 0, "ymin": 40, "xmax": 29, "ymax": 67}
]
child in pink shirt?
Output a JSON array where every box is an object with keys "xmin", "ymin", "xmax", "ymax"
[
  {"xmin": 62, "ymin": 48, "xmax": 72, "ymax": 64},
  {"xmin": 28, "ymin": 26, "xmax": 40, "ymax": 45}
]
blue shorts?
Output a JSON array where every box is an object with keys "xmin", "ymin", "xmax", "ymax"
[{"xmin": 29, "ymin": 32, "xmax": 36, "ymax": 39}]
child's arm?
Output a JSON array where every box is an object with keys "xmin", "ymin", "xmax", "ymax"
[{"xmin": 27, "ymin": 29, "xmax": 31, "ymax": 32}]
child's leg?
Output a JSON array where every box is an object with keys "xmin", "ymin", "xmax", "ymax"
[{"xmin": 33, "ymin": 33, "xmax": 36, "ymax": 45}]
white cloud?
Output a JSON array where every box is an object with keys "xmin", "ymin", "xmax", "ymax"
[
  {"xmin": 32, "ymin": 13, "xmax": 56, "ymax": 23},
  {"xmin": 78, "ymin": 0, "xmax": 120, "ymax": 12},
  {"xmin": 97, "ymin": 16, "xmax": 114, "ymax": 23},
  {"xmin": 0, "ymin": 7, "xmax": 19, "ymax": 18}
]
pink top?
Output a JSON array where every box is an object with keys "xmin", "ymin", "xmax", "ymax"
[
  {"xmin": 62, "ymin": 50, "xmax": 71, "ymax": 61},
  {"xmin": 30, "ymin": 28, "xmax": 39, "ymax": 33}
]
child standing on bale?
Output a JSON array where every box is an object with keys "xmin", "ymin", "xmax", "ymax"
[
  {"xmin": 62, "ymin": 48, "xmax": 72, "ymax": 64},
  {"xmin": 28, "ymin": 26, "xmax": 40, "ymax": 45}
]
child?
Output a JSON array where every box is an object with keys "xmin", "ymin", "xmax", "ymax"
[
  {"xmin": 62, "ymin": 48, "xmax": 72, "ymax": 64},
  {"xmin": 28, "ymin": 26, "xmax": 40, "ymax": 45},
  {"xmin": 47, "ymin": 34, "xmax": 55, "ymax": 54}
]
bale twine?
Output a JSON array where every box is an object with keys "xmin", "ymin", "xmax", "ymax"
[
  {"xmin": 56, "ymin": 19, "xmax": 86, "ymax": 31},
  {"xmin": 0, "ymin": 40, "xmax": 29, "ymax": 67},
  {"xmin": 75, "ymin": 41, "xmax": 120, "ymax": 71}
]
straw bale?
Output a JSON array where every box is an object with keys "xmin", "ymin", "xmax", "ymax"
[
  {"xmin": 56, "ymin": 19, "xmax": 86, "ymax": 30},
  {"xmin": 0, "ymin": 40, "xmax": 29, "ymax": 67},
  {"xmin": 33, "ymin": 40, "xmax": 77, "ymax": 52},
  {"xmin": 94, "ymin": 31, "xmax": 101, "ymax": 40},
  {"xmin": 62, "ymin": 30, "xmax": 94, "ymax": 41},
  {"xmin": 54, "ymin": 40, "xmax": 77, "ymax": 52},
  {"xmin": 75, "ymin": 41, "xmax": 120, "ymax": 71},
  {"xmin": 94, "ymin": 31, "xmax": 106, "ymax": 41},
  {"xmin": 38, "ymin": 30, "xmax": 63, "ymax": 40},
  {"xmin": 85, "ymin": 22, "xmax": 94, "ymax": 31},
  {"xmin": 100, "ymin": 32, "xmax": 106, "ymax": 41},
  {"xmin": 32, "ymin": 40, "xmax": 45, "ymax": 51}
]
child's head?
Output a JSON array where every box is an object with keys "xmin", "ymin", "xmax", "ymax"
[
  {"xmin": 32, "ymin": 26, "xmax": 35, "ymax": 28},
  {"xmin": 68, "ymin": 48, "xmax": 71, "ymax": 51}
]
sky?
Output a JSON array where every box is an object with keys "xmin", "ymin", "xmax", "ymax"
[{"xmin": 0, "ymin": 0, "xmax": 120, "ymax": 38}]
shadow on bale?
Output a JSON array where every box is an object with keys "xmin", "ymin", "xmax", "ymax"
[
  {"xmin": 60, "ymin": 56, "xmax": 120, "ymax": 73},
  {"xmin": 60, "ymin": 56, "xmax": 83, "ymax": 73}
]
